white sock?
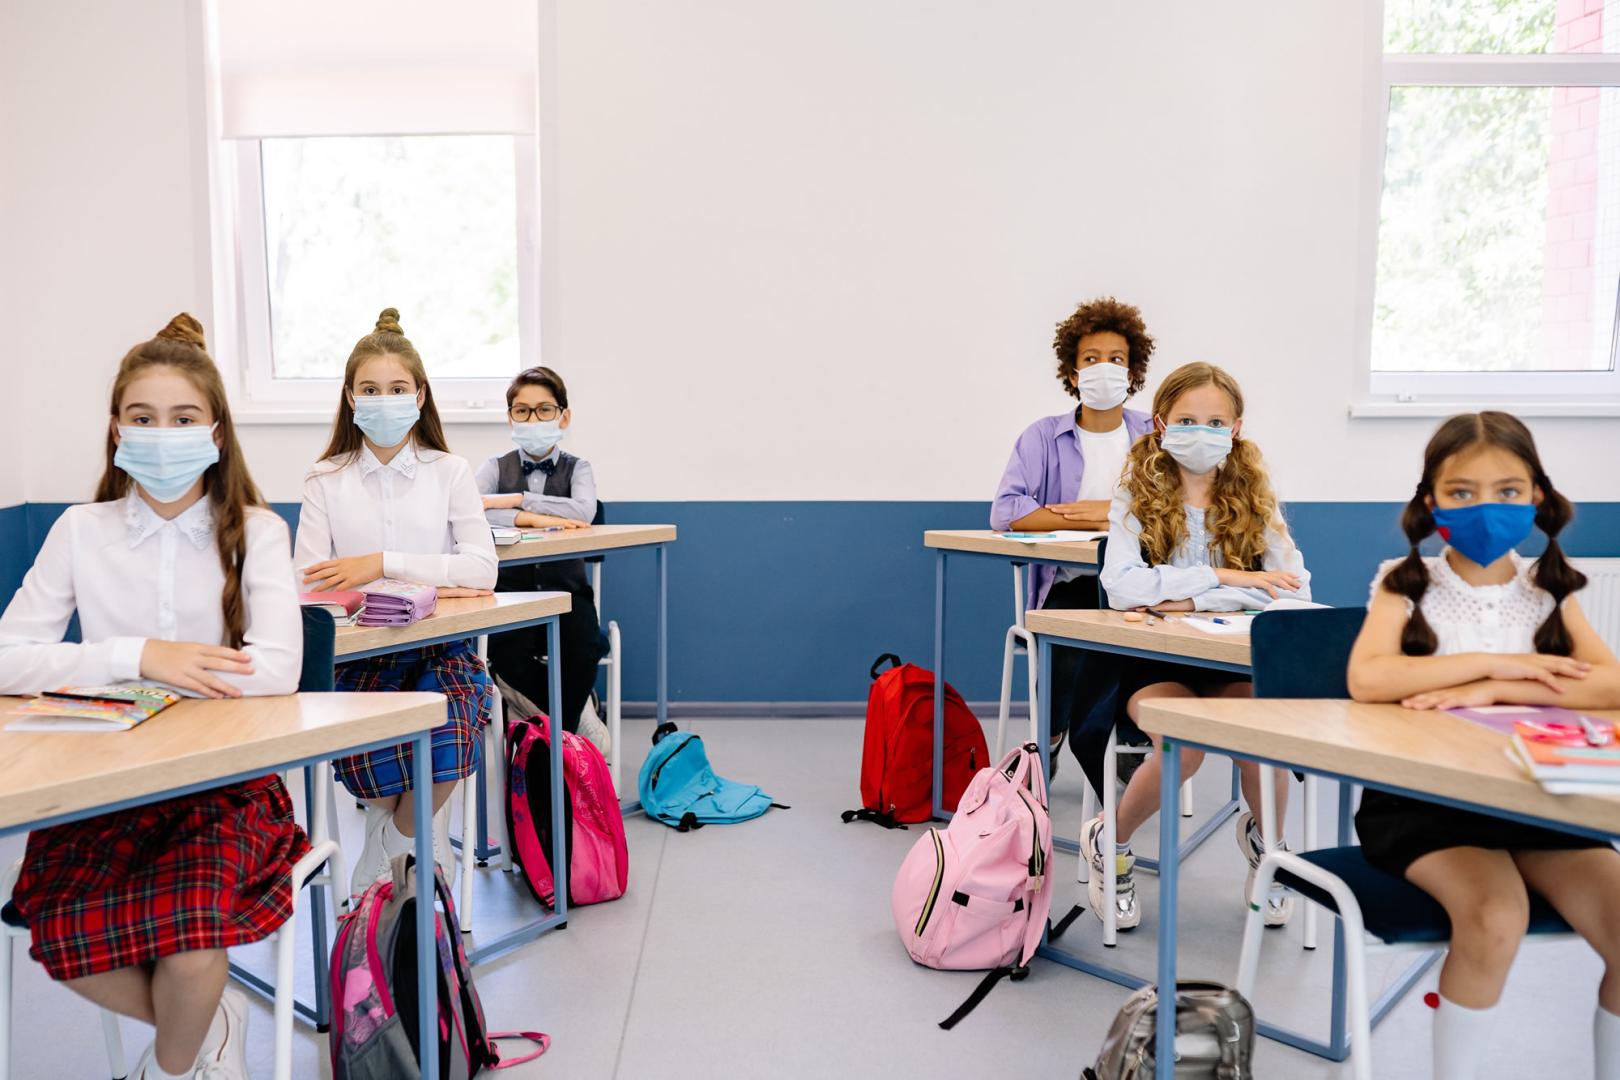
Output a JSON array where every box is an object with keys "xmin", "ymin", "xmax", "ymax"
[
  {"xmin": 1433, "ymin": 995, "xmax": 1495, "ymax": 1080},
  {"xmin": 1596, "ymin": 1005, "xmax": 1620, "ymax": 1080},
  {"xmin": 144, "ymin": 1054, "xmax": 192, "ymax": 1080}
]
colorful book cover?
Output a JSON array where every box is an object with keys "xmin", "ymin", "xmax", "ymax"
[{"xmin": 7, "ymin": 683, "xmax": 182, "ymax": 732}]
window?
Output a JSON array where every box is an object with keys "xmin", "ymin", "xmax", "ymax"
[
  {"xmin": 205, "ymin": 0, "xmax": 540, "ymax": 416},
  {"xmin": 1362, "ymin": 0, "xmax": 1620, "ymax": 412}
]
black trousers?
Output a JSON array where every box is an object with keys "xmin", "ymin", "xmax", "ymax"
[
  {"xmin": 1041, "ymin": 575, "xmax": 1145, "ymax": 800},
  {"xmin": 485, "ymin": 585, "xmax": 610, "ymax": 732}
]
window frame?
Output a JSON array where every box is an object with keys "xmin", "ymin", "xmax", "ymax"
[{"xmin": 1354, "ymin": 9, "xmax": 1620, "ymax": 417}]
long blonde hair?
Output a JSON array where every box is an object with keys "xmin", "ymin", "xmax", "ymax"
[
  {"xmin": 318, "ymin": 307, "xmax": 451, "ymax": 463},
  {"xmin": 1123, "ymin": 362, "xmax": 1281, "ymax": 570},
  {"xmin": 96, "ymin": 314, "xmax": 266, "ymax": 648}
]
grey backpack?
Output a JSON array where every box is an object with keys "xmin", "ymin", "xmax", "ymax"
[{"xmin": 1082, "ymin": 981, "xmax": 1254, "ymax": 1080}]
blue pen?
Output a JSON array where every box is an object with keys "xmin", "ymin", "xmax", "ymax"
[{"xmin": 1211, "ymin": 617, "xmax": 1230, "ymax": 625}]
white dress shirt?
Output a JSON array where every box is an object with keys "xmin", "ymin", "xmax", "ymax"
[
  {"xmin": 473, "ymin": 448, "xmax": 597, "ymax": 528},
  {"xmin": 1099, "ymin": 486, "xmax": 1312, "ymax": 611},
  {"xmin": 295, "ymin": 442, "xmax": 498, "ymax": 590},
  {"xmin": 0, "ymin": 495, "xmax": 303, "ymax": 695}
]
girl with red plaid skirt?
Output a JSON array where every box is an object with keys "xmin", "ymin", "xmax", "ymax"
[
  {"xmin": 294, "ymin": 308, "xmax": 497, "ymax": 899},
  {"xmin": 0, "ymin": 315, "xmax": 309, "ymax": 1080}
]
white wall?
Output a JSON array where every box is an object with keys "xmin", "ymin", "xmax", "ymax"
[{"xmin": 4, "ymin": 1, "xmax": 1618, "ymax": 508}]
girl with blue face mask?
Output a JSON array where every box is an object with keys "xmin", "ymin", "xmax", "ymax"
[
  {"xmin": 294, "ymin": 307, "xmax": 498, "ymax": 895},
  {"xmin": 1347, "ymin": 412, "xmax": 1620, "ymax": 1080}
]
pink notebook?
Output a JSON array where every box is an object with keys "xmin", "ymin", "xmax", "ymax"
[{"xmin": 356, "ymin": 579, "xmax": 438, "ymax": 626}]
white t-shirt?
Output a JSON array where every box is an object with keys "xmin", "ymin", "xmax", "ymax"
[{"xmin": 1055, "ymin": 421, "xmax": 1132, "ymax": 584}]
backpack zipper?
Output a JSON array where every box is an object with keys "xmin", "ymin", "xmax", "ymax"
[
  {"xmin": 915, "ymin": 828, "xmax": 946, "ymax": 936},
  {"xmin": 1016, "ymin": 786, "xmax": 1045, "ymax": 881},
  {"xmin": 649, "ymin": 736, "xmax": 696, "ymax": 789}
]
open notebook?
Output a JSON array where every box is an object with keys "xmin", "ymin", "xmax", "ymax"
[{"xmin": 7, "ymin": 684, "xmax": 181, "ymax": 732}]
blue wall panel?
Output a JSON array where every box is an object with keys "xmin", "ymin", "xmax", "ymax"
[{"xmin": 7, "ymin": 500, "xmax": 1619, "ymax": 702}]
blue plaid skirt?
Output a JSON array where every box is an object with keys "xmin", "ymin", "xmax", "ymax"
[{"xmin": 331, "ymin": 640, "xmax": 493, "ymax": 800}]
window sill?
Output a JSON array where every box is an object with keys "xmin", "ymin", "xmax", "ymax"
[
  {"xmin": 234, "ymin": 406, "xmax": 512, "ymax": 426},
  {"xmin": 1349, "ymin": 400, "xmax": 1620, "ymax": 419}
]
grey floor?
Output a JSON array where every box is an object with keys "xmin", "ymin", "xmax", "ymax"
[{"xmin": 3, "ymin": 715, "xmax": 1608, "ymax": 1079}]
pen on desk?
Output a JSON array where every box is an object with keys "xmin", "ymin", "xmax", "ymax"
[
  {"xmin": 1579, "ymin": 714, "xmax": 1611, "ymax": 747},
  {"xmin": 1210, "ymin": 617, "xmax": 1230, "ymax": 625}
]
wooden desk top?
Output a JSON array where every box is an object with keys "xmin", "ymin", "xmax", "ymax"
[
  {"xmin": 1024, "ymin": 609, "xmax": 1251, "ymax": 668},
  {"xmin": 1137, "ymin": 698, "xmax": 1620, "ymax": 836},
  {"xmin": 924, "ymin": 530, "xmax": 1100, "ymax": 565},
  {"xmin": 499, "ymin": 524, "xmax": 676, "ymax": 562},
  {"xmin": 0, "ymin": 692, "xmax": 444, "ymax": 831},
  {"xmin": 334, "ymin": 592, "xmax": 571, "ymax": 659}
]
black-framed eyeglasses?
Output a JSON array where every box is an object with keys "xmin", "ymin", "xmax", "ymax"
[{"xmin": 509, "ymin": 403, "xmax": 562, "ymax": 423}]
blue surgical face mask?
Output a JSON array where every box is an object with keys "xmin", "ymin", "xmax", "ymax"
[
  {"xmin": 511, "ymin": 420, "xmax": 564, "ymax": 459},
  {"xmin": 114, "ymin": 424, "xmax": 220, "ymax": 503},
  {"xmin": 352, "ymin": 394, "xmax": 420, "ymax": 448},
  {"xmin": 1158, "ymin": 424, "xmax": 1233, "ymax": 475},
  {"xmin": 1432, "ymin": 502, "xmax": 1537, "ymax": 567}
]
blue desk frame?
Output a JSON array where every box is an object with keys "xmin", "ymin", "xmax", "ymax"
[
  {"xmin": 1033, "ymin": 634, "xmax": 1440, "ymax": 1065},
  {"xmin": 7, "ymin": 719, "xmax": 442, "ymax": 1079}
]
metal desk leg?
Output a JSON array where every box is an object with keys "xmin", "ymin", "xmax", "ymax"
[
  {"xmin": 932, "ymin": 550, "xmax": 946, "ymax": 820},
  {"xmin": 1155, "ymin": 738, "xmax": 1182, "ymax": 1080},
  {"xmin": 413, "ymin": 732, "xmax": 439, "ymax": 1080},
  {"xmin": 300, "ymin": 769, "xmax": 332, "ymax": 1030},
  {"xmin": 547, "ymin": 616, "xmax": 569, "ymax": 931},
  {"xmin": 473, "ymin": 634, "xmax": 500, "ymax": 864},
  {"xmin": 657, "ymin": 544, "xmax": 669, "ymax": 730},
  {"xmin": 1037, "ymin": 637, "xmax": 1052, "ymax": 781}
]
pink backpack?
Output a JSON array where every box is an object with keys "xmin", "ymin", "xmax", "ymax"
[
  {"xmin": 504, "ymin": 713, "xmax": 629, "ymax": 907},
  {"xmin": 891, "ymin": 743, "xmax": 1056, "ymax": 1028}
]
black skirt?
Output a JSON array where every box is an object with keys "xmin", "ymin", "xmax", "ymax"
[{"xmin": 1356, "ymin": 789, "xmax": 1607, "ymax": 876}]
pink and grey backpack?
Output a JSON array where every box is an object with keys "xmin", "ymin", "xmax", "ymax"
[
  {"xmin": 890, "ymin": 743, "xmax": 1064, "ymax": 1029},
  {"xmin": 505, "ymin": 713, "xmax": 629, "ymax": 907},
  {"xmin": 330, "ymin": 854, "xmax": 547, "ymax": 1079}
]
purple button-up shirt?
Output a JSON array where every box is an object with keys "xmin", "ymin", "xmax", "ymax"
[{"xmin": 989, "ymin": 407, "xmax": 1154, "ymax": 609}]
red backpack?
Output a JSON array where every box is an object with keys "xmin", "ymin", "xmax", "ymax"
[{"xmin": 842, "ymin": 653, "xmax": 989, "ymax": 828}]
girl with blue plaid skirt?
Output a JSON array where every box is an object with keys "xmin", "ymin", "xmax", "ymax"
[{"xmin": 294, "ymin": 308, "xmax": 498, "ymax": 898}]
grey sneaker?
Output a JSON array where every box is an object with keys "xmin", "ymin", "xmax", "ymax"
[
  {"xmin": 350, "ymin": 801, "xmax": 393, "ymax": 899},
  {"xmin": 1081, "ymin": 815, "xmax": 1141, "ymax": 930},
  {"xmin": 1236, "ymin": 811, "xmax": 1295, "ymax": 928}
]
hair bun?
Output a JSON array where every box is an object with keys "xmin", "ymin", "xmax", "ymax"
[
  {"xmin": 375, "ymin": 307, "xmax": 404, "ymax": 335},
  {"xmin": 155, "ymin": 313, "xmax": 207, "ymax": 349}
]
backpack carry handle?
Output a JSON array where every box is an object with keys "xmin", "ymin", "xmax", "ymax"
[
  {"xmin": 488, "ymin": 1031, "xmax": 551, "ymax": 1069},
  {"xmin": 868, "ymin": 653, "xmax": 903, "ymax": 680},
  {"xmin": 651, "ymin": 721, "xmax": 680, "ymax": 745}
]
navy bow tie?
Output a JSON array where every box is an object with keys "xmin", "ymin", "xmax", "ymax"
[{"xmin": 522, "ymin": 457, "xmax": 557, "ymax": 477}]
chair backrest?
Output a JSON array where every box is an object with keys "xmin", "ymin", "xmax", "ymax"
[
  {"xmin": 1094, "ymin": 536, "xmax": 1110, "ymax": 608},
  {"xmin": 1249, "ymin": 607, "xmax": 1366, "ymax": 699},
  {"xmin": 299, "ymin": 607, "xmax": 337, "ymax": 692}
]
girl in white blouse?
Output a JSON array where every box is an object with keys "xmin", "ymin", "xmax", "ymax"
[
  {"xmin": 0, "ymin": 315, "xmax": 306, "ymax": 1080},
  {"xmin": 1348, "ymin": 412, "xmax": 1620, "ymax": 1080},
  {"xmin": 294, "ymin": 308, "xmax": 497, "ymax": 897},
  {"xmin": 1081, "ymin": 362, "xmax": 1310, "ymax": 933}
]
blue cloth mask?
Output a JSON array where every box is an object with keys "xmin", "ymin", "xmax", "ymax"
[
  {"xmin": 1432, "ymin": 502, "xmax": 1537, "ymax": 567},
  {"xmin": 512, "ymin": 420, "xmax": 564, "ymax": 460},
  {"xmin": 114, "ymin": 425, "xmax": 220, "ymax": 503},
  {"xmin": 352, "ymin": 395, "xmax": 420, "ymax": 448},
  {"xmin": 1158, "ymin": 424, "xmax": 1233, "ymax": 475}
]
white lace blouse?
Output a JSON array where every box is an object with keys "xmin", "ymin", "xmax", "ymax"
[{"xmin": 1370, "ymin": 550, "xmax": 1555, "ymax": 656}]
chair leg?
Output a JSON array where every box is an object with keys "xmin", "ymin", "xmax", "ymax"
[
  {"xmin": 607, "ymin": 620, "xmax": 622, "ymax": 795},
  {"xmin": 1101, "ymin": 729, "xmax": 1118, "ymax": 947},
  {"xmin": 1021, "ymin": 627, "xmax": 1039, "ymax": 751},
  {"xmin": 994, "ymin": 624, "xmax": 1019, "ymax": 761},
  {"xmin": 0, "ymin": 934, "xmax": 12, "ymax": 1080},
  {"xmin": 1180, "ymin": 779, "xmax": 1194, "ymax": 817},
  {"xmin": 460, "ymin": 777, "xmax": 476, "ymax": 932},
  {"xmin": 99, "ymin": 1009, "xmax": 126, "ymax": 1080},
  {"xmin": 313, "ymin": 762, "xmax": 349, "ymax": 916},
  {"xmin": 1303, "ymin": 774, "xmax": 1319, "ymax": 950}
]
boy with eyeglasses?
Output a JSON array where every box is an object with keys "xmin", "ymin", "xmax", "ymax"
[{"xmin": 476, "ymin": 366, "xmax": 612, "ymax": 749}]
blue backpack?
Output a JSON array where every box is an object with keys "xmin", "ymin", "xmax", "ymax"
[{"xmin": 636, "ymin": 723, "xmax": 786, "ymax": 831}]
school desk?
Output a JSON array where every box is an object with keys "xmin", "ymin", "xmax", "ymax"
[{"xmin": 0, "ymin": 692, "xmax": 448, "ymax": 1080}]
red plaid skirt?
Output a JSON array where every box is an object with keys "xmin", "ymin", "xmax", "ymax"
[{"xmin": 13, "ymin": 775, "xmax": 310, "ymax": 981}]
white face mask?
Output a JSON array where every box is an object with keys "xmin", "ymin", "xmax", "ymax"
[
  {"xmin": 1158, "ymin": 424, "xmax": 1233, "ymax": 475},
  {"xmin": 1076, "ymin": 364, "xmax": 1129, "ymax": 410},
  {"xmin": 512, "ymin": 419, "xmax": 564, "ymax": 458}
]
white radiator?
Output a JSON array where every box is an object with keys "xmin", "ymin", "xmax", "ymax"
[{"xmin": 1573, "ymin": 558, "xmax": 1620, "ymax": 654}]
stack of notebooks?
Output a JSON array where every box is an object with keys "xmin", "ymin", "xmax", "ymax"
[
  {"xmin": 299, "ymin": 590, "xmax": 365, "ymax": 626},
  {"xmin": 7, "ymin": 684, "xmax": 181, "ymax": 732},
  {"xmin": 1450, "ymin": 705, "xmax": 1620, "ymax": 795}
]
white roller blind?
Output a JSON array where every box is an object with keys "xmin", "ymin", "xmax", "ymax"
[{"xmin": 215, "ymin": 0, "xmax": 538, "ymax": 138}]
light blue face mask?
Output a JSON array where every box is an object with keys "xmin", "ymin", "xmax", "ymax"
[
  {"xmin": 511, "ymin": 420, "xmax": 564, "ymax": 459},
  {"xmin": 352, "ymin": 394, "xmax": 421, "ymax": 448},
  {"xmin": 114, "ymin": 424, "xmax": 220, "ymax": 503},
  {"xmin": 1158, "ymin": 423, "xmax": 1233, "ymax": 475}
]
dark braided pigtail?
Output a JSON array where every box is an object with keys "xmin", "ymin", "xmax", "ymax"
[
  {"xmin": 1383, "ymin": 483, "xmax": 1439, "ymax": 656},
  {"xmin": 1529, "ymin": 476, "xmax": 1586, "ymax": 657}
]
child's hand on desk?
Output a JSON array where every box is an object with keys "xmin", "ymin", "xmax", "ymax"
[
  {"xmin": 1484, "ymin": 653, "xmax": 1591, "ymax": 690},
  {"xmin": 302, "ymin": 553, "xmax": 385, "ymax": 592},
  {"xmin": 1045, "ymin": 501, "xmax": 1110, "ymax": 527},
  {"xmin": 482, "ymin": 493, "xmax": 525, "ymax": 510},
  {"xmin": 436, "ymin": 587, "xmax": 494, "ymax": 598},
  {"xmin": 141, "ymin": 640, "xmax": 252, "ymax": 699},
  {"xmin": 1215, "ymin": 568, "xmax": 1301, "ymax": 597},
  {"xmin": 1401, "ymin": 680, "xmax": 1502, "ymax": 711},
  {"xmin": 1135, "ymin": 600, "xmax": 1195, "ymax": 613},
  {"xmin": 513, "ymin": 512, "xmax": 588, "ymax": 530}
]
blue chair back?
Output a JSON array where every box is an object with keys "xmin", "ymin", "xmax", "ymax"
[
  {"xmin": 1250, "ymin": 607, "xmax": 1365, "ymax": 700},
  {"xmin": 1094, "ymin": 536, "xmax": 1109, "ymax": 607},
  {"xmin": 586, "ymin": 501, "xmax": 607, "ymax": 566},
  {"xmin": 300, "ymin": 607, "xmax": 337, "ymax": 692}
]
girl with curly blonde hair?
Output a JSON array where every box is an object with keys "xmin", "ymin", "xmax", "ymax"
[{"xmin": 1079, "ymin": 362, "xmax": 1312, "ymax": 933}]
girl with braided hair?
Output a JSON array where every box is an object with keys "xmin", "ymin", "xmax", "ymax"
[{"xmin": 1348, "ymin": 411, "xmax": 1620, "ymax": 1080}]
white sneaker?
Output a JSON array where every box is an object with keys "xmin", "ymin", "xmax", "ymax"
[
  {"xmin": 1080, "ymin": 814, "xmax": 1140, "ymax": 931},
  {"xmin": 350, "ymin": 801, "xmax": 393, "ymax": 899},
  {"xmin": 192, "ymin": 986, "xmax": 250, "ymax": 1079},
  {"xmin": 1236, "ymin": 811, "xmax": 1295, "ymax": 928},
  {"xmin": 130, "ymin": 1041, "xmax": 158, "ymax": 1080},
  {"xmin": 577, "ymin": 707, "xmax": 612, "ymax": 759},
  {"xmin": 431, "ymin": 798, "xmax": 456, "ymax": 887}
]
